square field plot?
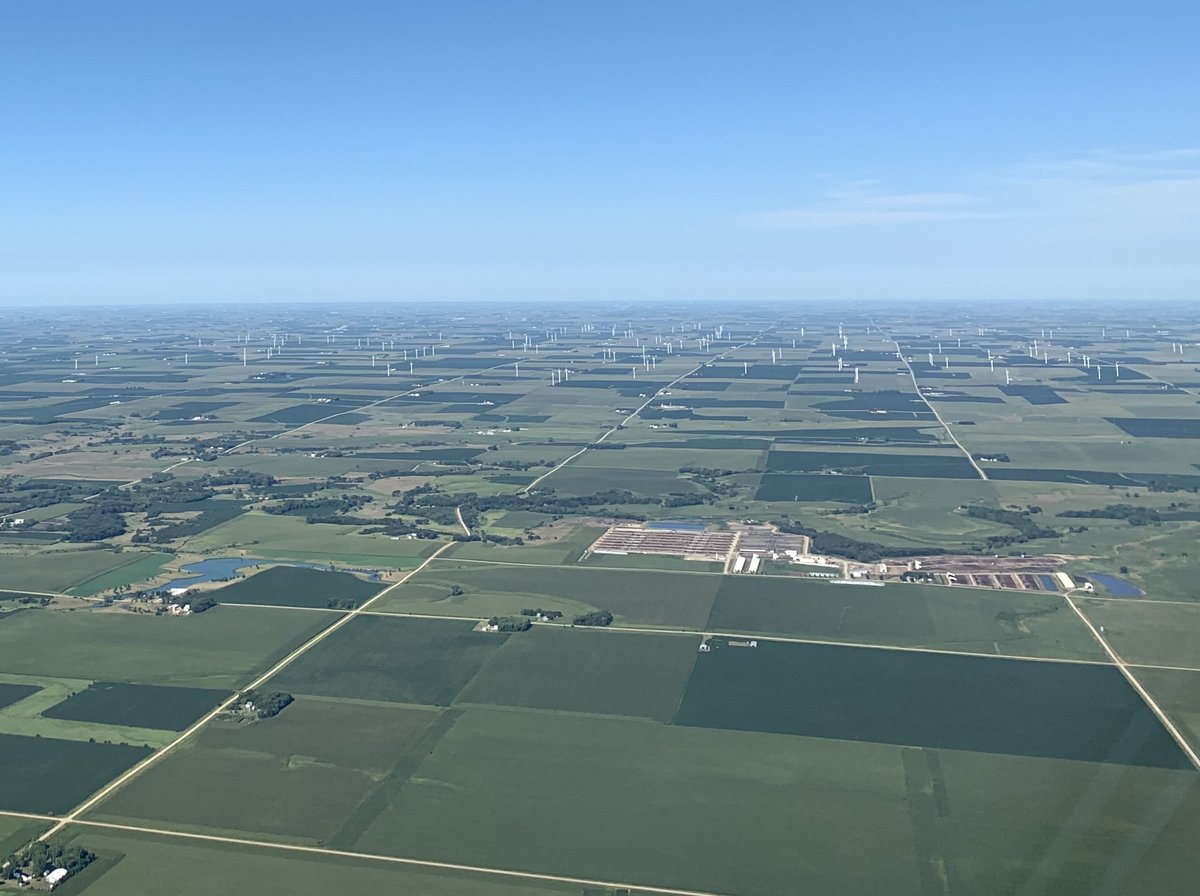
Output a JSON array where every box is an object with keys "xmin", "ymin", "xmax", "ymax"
[
  {"xmin": 41, "ymin": 682, "xmax": 229, "ymax": 730},
  {"xmin": 675, "ymin": 639, "xmax": 1192, "ymax": 769},
  {"xmin": 267, "ymin": 616, "xmax": 505, "ymax": 705},
  {"xmin": 89, "ymin": 698, "xmax": 452, "ymax": 844},
  {"xmin": 458, "ymin": 627, "xmax": 700, "ymax": 721},
  {"xmin": 0, "ymin": 732, "xmax": 151, "ymax": 814}
]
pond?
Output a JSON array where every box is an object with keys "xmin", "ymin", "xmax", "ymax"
[
  {"xmin": 1086, "ymin": 572, "xmax": 1143, "ymax": 597},
  {"xmin": 161, "ymin": 557, "xmax": 378, "ymax": 592}
]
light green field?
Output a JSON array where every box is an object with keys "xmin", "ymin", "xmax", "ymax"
[
  {"xmin": 181, "ymin": 511, "xmax": 440, "ymax": 568},
  {"xmin": 89, "ymin": 697, "xmax": 448, "ymax": 845},
  {"xmin": 57, "ymin": 827, "xmax": 583, "ymax": 896},
  {"xmin": 0, "ymin": 548, "xmax": 146, "ymax": 593},
  {"xmin": 0, "ymin": 672, "xmax": 178, "ymax": 748},
  {"xmin": 67, "ymin": 552, "xmax": 174, "ymax": 596},
  {"xmin": 0, "ymin": 606, "xmax": 329, "ymax": 689},
  {"xmin": 378, "ymin": 560, "xmax": 722, "ymax": 628},
  {"xmin": 1077, "ymin": 599, "xmax": 1200, "ymax": 669}
]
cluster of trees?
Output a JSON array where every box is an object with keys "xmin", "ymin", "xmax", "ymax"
[
  {"xmin": 964, "ymin": 505, "xmax": 1058, "ymax": 547},
  {"xmin": 189, "ymin": 595, "xmax": 217, "ymax": 613},
  {"xmin": 1057, "ymin": 504, "xmax": 1163, "ymax": 526},
  {"xmin": 263, "ymin": 494, "xmax": 372, "ymax": 521},
  {"xmin": 4, "ymin": 841, "xmax": 95, "ymax": 882},
  {"xmin": 573, "ymin": 610, "xmax": 613, "ymax": 627},
  {"xmin": 243, "ymin": 690, "xmax": 294, "ymax": 718},
  {"xmin": 327, "ymin": 597, "xmax": 359, "ymax": 610},
  {"xmin": 521, "ymin": 608, "xmax": 563, "ymax": 619},
  {"xmin": 487, "ymin": 616, "xmax": 532, "ymax": 632},
  {"xmin": 0, "ymin": 439, "xmax": 26, "ymax": 456},
  {"xmin": 971, "ymin": 452, "xmax": 1011, "ymax": 462}
]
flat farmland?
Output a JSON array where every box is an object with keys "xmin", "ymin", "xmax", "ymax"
[
  {"xmin": 0, "ymin": 681, "xmax": 39, "ymax": 709},
  {"xmin": 706, "ymin": 576, "xmax": 1106, "ymax": 660},
  {"xmin": 0, "ymin": 732, "xmax": 151, "ymax": 814},
  {"xmin": 41, "ymin": 682, "xmax": 229, "ymax": 730},
  {"xmin": 458, "ymin": 627, "xmax": 700, "ymax": 721},
  {"xmin": 675, "ymin": 639, "xmax": 1189, "ymax": 768},
  {"xmin": 54, "ymin": 827, "xmax": 586, "ymax": 896},
  {"xmin": 208, "ymin": 565, "xmax": 380, "ymax": 608},
  {"xmin": 268, "ymin": 616, "xmax": 506, "ymax": 705},
  {"xmin": 67, "ymin": 551, "xmax": 174, "ymax": 596},
  {"xmin": 378, "ymin": 561, "xmax": 722, "ymax": 628},
  {"xmin": 0, "ymin": 606, "xmax": 330, "ymax": 689},
  {"xmin": 350, "ymin": 707, "xmax": 924, "ymax": 896},
  {"xmin": 0, "ymin": 816, "xmax": 46, "ymax": 861},
  {"xmin": 754, "ymin": 471, "xmax": 873, "ymax": 502},
  {"xmin": 1077, "ymin": 599, "xmax": 1200, "ymax": 669},
  {"xmin": 0, "ymin": 548, "xmax": 147, "ymax": 593},
  {"xmin": 89, "ymin": 698, "xmax": 450, "ymax": 844}
]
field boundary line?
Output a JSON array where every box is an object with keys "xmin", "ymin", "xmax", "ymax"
[
  {"xmin": 1063, "ymin": 592, "xmax": 1200, "ymax": 771},
  {"xmin": 58, "ymin": 818, "xmax": 735, "ymax": 896},
  {"xmin": 890, "ymin": 338, "xmax": 988, "ymax": 480},
  {"xmin": 521, "ymin": 334, "xmax": 763, "ymax": 493},
  {"xmin": 39, "ymin": 540, "xmax": 457, "ymax": 841}
]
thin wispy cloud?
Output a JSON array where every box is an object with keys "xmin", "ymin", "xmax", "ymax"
[
  {"xmin": 745, "ymin": 148, "xmax": 1200, "ymax": 231},
  {"xmin": 744, "ymin": 190, "xmax": 998, "ymax": 228}
]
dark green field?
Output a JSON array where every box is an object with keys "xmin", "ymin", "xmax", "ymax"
[
  {"xmin": 754, "ymin": 471, "xmax": 873, "ymax": 502},
  {"xmin": 765, "ymin": 447, "xmax": 979, "ymax": 478},
  {"xmin": 1107, "ymin": 418, "xmax": 1200, "ymax": 438},
  {"xmin": 209, "ymin": 565, "xmax": 380, "ymax": 609},
  {"xmin": 42, "ymin": 682, "xmax": 230, "ymax": 730},
  {"xmin": 268, "ymin": 617, "xmax": 507, "ymax": 705},
  {"xmin": 457, "ymin": 627, "xmax": 700, "ymax": 721},
  {"xmin": 0, "ymin": 732, "xmax": 152, "ymax": 814},
  {"xmin": 0, "ymin": 682, "xmax": 39, "ymax": 709},
  {"xmin": 675, "ymin": 639, "xmax": 1191, "ymax": 768}
]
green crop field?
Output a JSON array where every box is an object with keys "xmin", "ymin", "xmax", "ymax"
[
  {"xmin": 89, "ymin": 698, "xmax": 450, "ymax": 844},
  {"xmin": 41, "ymin": 682, "xmax": 230, "ymax": 730},
  {"xmin": 0, "ymin": 549, "xmax": 147, "ymax": 593},
  {"xmin": 0, "ymin": 682, "xmax": 39, "ymax": 710},
  {"xmin": 0, "ymin": 732, "xmax": 151, "ymax": 814},
  {"xmin": 1076, "ymin": 599, "xmax": 1200, "ymax": 668},
  {"xmin": 54, "ymin": 827, "xmax": 587, "ymax": 896},
  {"xmin": 754, "ymin": 471, "xmax": 873, "ymax": 502},
  {"xmin": 208, "ymin": 565, "xmax": 381, "ymax": 609},
  {"xmin": 0, "ymin": 606, "xmax": 330, "ymax": 689},
  {"xmin": 268, "ymin": 616, "xmax": 506, "ymax": 705},
  {"xmin": 458, "ymin": 627, "xmax": 700, "ymax": 721},
  {"xmin": 67, "ymin": 552, "xmax": 175, "ymax": 596},
  {"xmin": 675, "ymin": 638, "xmax": 1190, "ymax": 768},
  {"xmin": 706, "ymin": 576, "xmax": 1106, "ymax": 660},
  {"xmin": 379, "ymin": 561, "xmax": 722, "ymax": 628}
]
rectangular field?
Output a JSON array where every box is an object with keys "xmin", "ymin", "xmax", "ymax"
[
  {"xmin": 754, "ymin": 472, "xmax": 873, "ymax": 502},
  {"xmin": 457, "ymin": 627, "xmax": 700, "ymax": 721},
  {"xmin": 208, "ymin": 565, "xmax": 381, "ymax": 609},
  {"xmin": 41, "ymin": 682, "xmax": 230, "ymax": 730},
  {"xmin": 0, "ymin": 732, "xmax": 151, "ymax": 814},
  {"xmin": 0, "ymin": 607, "xmax": 330, "ymax": 689},
  {"xmin": 268, "ymin": 616, "xmax": 506, "ymax": 706},
  {"xmin": 675, "ymin": 639, "xmax": 1190, "ymax": 768}
]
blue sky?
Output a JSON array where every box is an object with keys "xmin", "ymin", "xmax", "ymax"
[{"xmin": 2, "ymin": 0, "xmax": 1198, "ymax": 304}]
